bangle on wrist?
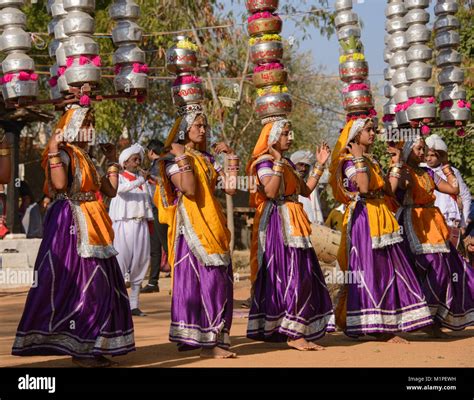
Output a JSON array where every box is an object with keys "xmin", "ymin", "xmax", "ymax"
[{"xmin": 0, "ymin": 148, "xmax": 11, "ymax": 157}]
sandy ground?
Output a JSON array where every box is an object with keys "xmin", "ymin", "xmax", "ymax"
[{"xmin": 1, "ymin": 274, "xmax": 473, "ymax": 368}]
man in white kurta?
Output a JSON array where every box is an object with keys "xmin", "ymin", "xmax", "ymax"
[
  {"xmin": 109, "ymin": 144, "xmax": 154, "ymax": 316},
  {"xmin": 424, "ymin": 134, "xmax": 472, "ymax": 248}
]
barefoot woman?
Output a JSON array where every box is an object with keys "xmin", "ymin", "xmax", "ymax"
[
  {"xmin": 155, "ymin": 108, "xmax": 238, "ymax": 359},
  {"xmin": 329, "ymin": 117, "xmax": 432, "ymax": 343},
  {"xmin": 390, "ymin": 138, "xmax": 474, "ymax": 337},
  {"xmin": 12, "ymin": 105, "xmax": 135, "ymax": 367},
  {"xmin": 246, "ymin": 119, "xmax": 335, "ymax": 351}
]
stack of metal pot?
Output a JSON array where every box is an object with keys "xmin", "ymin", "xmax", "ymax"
[
  {"xmin": 385, "ymin": 1, "xmax": 411, "ymax": 126},
  {"xmin": 47, "ymin": 0, "xmax": 67, "ymax": 99},
  {"xmin": 335, "ymin": 0, "xmax": 374, "ymax": 115},
  {"xmin": 62, "ymin": 0, "xmax": 101, "ymax": 89},
  {"xmin": 434, "ymin": 0, "xmax": 471, "ymax": 126},
  {"xmin": 404, "ymin": 0, "xmax": 436, "ymax": 123},
  {"xmin": 110, "ymin": 0, "xmax": 148, "ymax": 95},
  {"xmin": 383, "ymin": 0, "xmax": 406, "ymax": 129},
  {"xmin": 166, "ymin": 36, "xmax": 203, "ymax": 114},
  {"xmin": 246, "ymin": 0, "xmax": 292, "ymax": 123},
  {"xmin": 0, "ymin": 0, "xmax": 38, "ymax": 102}
]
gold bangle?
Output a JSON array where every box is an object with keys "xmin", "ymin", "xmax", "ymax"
[
  {"xmin": 49, "ymin": 156, "xmax": 62, "ymax": 164},
  {"xmin": 0, "ymin": 148, "xmax": 11, "ymax": 157}
]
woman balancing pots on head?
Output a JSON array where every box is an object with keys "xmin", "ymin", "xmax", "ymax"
[
  {"xmin": 154, "ymin": 105, "xmax": 238, "ymax": 359},
  {"xmin": 246, "ymin": 118, "xmax": 335, "ymax": 351},
  {"xmin": 328, "ymin": 116, "xmax": 433, "ymax": 343},
  {"xmin": 12, "ymin": 105, "xmax": 135, "ymax": 368},
  {"xmin": 387, "ymin": 137, "xmax": 474, "ymax": 337}
]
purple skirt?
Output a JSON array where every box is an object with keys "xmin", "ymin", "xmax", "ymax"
[
  {"xmin": 247, "ymin": 203, "xmax": 335, "ymax": 342},
  {"xmin": 169, "ymin": 235, "xmax": 233, "ymax": 351},
  {"xmin": 12, "ymin": 200, "xmax": 135, "ymax": 358},
  {"xmin": 344, "ymin": 203, "xmax": 433, "ymax": 337}
]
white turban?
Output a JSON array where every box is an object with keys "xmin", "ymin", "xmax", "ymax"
[
  {"xmin": 290, "ymin": 150, "xmax": 316, "ymax": 167},
  {"xmin": 425, "ymin": 134, "xmax": 448, "ymax": 153},
  {"xmin": 119, "ymin": 143, "xmax": 145, "ymax": 167}
]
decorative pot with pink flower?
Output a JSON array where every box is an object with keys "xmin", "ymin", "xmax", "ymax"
[
  {"xmin": 245, "ymin": 0, "xmax": 279, "ymax": 14},
  {"xmin": 248, "ymin": 12, "xmax": 282, "ymax": 35},
  {"xmin": 253, "ymin": 63, "xmax": 287, "ymax": 87},
  {"xmin": 255, "ymin": 92, "xmax": 292, "ymax": 120}
]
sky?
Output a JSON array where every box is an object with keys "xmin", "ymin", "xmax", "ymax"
[{"xmin": 219, "ymin": 0, "xmax": 437, "ymax": 89}]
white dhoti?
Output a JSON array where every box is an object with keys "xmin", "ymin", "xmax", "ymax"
[{"xmin": 113, "ymin": 219, "xmax": 150, "ymax": 309}]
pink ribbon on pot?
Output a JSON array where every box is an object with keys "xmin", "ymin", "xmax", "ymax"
[
  {"xmin": 1, "ymin": 72, "xmax": 38, "ymax": 84},
  {"xmin": 254, "ymin": 63, "xmax": 284, "ymax": 73},
  {"xmin": 132, "ymin": 63, "xmax": 149, "ymax": 74},
  {"xmin": 382, "ymin": 114, "xmax": 395, "ymax": 123},
  {"xmin": 248, "ymin": 12, "xmax": 280, "ymax": 23},
  {"xmin": 173, "ymin": 75, "xmax": 202, "ymax": 86},
  {"xmin": 48, "ymin": 76, "xmax": 58, "ymax": 87},
  {"xmin": 342, "ymin": 83, "xmax": 369, "ymax": 93}
]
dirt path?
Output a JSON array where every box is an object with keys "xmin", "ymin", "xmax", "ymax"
[{"xmin": 1, "ymin": 278, "xmax": 473, "ymax": 368}]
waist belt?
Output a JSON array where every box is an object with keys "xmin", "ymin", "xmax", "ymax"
[
  {"xmin": 55, "ymin": 192, "xmax": 96, "ymax": 202},
  {"xmin": 360, "ymin": 190, "xmax": 385, "ymax": 200},
  {"xmin": 275, "ymin": 193, "xmax": 299, "ymax": 204}
]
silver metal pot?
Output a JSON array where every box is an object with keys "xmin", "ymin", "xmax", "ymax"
[
  {"xmin": 342, "ymin": 89, "xmax": 374, "ymax": 112},
  {"xmin": 0, "ymin": 0, "xmax": 25, "ymax": 7},
  {"xmin": 406, "ymin": 24, "xmax": 431, "ymax": 45},
  {"xmin": 384, "ymin": 84, "xmax": 397, "ymax": 98},
  {"xmin": 57, "ymin": 74, "xmax": 70, "ymax": 93},
  {"xmin": 395, "ymin": 109, "xmax": 410, "ymax": 126},
  {"xmin": 388, "ymin": 32, "xmax": 408, "ymax": 52},
  {"xmin": 114, "ymin": 65, "xmax": 148, "ymax": 93},
  {"xmin": 392, "ymin": 68, "xmax": 410, "ymax": 88},
  {"xmin": 337, "ymin": 25, "xmax": 361, "ymax": 41},
  {"xmin": 250, "ymin": 41, "xmax": 283, "ymax": 64},
  {"xmin": 440, "ymin": 107, "xmax": 471, "ymax": 123},
  {"xmin": 404, "ymin": 0, "xmax": 429, "ymax": 10},
  {"xmin": 438, "ymin": 84, "xmax": 467, "ymax": 102},
  {"xmin": 166, "ymin": 46, "xmax": 197, "ymax": 74},
  {"xmin": 63, "ymin": 10, "xmax": 95, "ymax": 36},
  {"xmin": 109, "ymin": 0, "xmax": 140, "ymax": 20},
  {"xmin": 54, "ymin": 19, "xmax": 69, "ymax": 41},
  {"xmin": 2, "ymin": 79, "xmax": 38, "ymax": 100},
  {"xmin": 436, "ymin": 49, "xmax": 462, "ymax": 68},
  {"xmin": 48, "ymin": 0, "xmax": 67, "ymax": 18},
  {"xmin": 65, "ymin": 36, "xmax": 99, "ymax": 57},
  {"xmin": 2, "ymin": 53, "xmax": 34, "ymax": 73},
  {"xmin": 112, "ymin": 20, "xmax": 142, "ymax": 45},
  {"xmin": 383, "ymin": 99, "xmax": 397, "ymax": 115},
  {"xmin": 404, "ymin": 9, "xmax": 429, "ymax": 26},
  {"xmin": 255, "ymin": 92, "xmax": 292, "ymax": 120},
  {"xmin": 49, "ymin": 39, "xmax": 60, "ymax": 58},
  {"xmin": 438, "ymin": 66, "xmax": 465, "ymax": 86},
  {"xmin": 383, "ymin": 48, "xmax": 392, "ymax": 63},
  {"xmin": 406, "ymin": 44, "xmax": 432, "ymax": 62},
  {"xmin": 406, "ymin": 102, "xmax": 436, "ymax": 120},
  {"xmin": 434, "ymin": 1, "xmax": 458, "ymax": 16},
  {"xmin": 335, "ymin": 0, "xmax": 353, "ymax": 12},
  {"xmin": 434, "ymin": 31, "xmax": 460, "ymax": 49},
  {"xmin": 434, "ymin": 15, "xmax": 460, "ymax": 32},
  {"xmin": 64, "ymin": 61, "xmax": 101, "ymax": 87},
  {"xmin": 394, "ymin": 86, "xmax": 409, "ymax": 104},
  {"xmin": 0, "ymin": 27, "xmax": 31, "ymax": 52},
  {"xmin": 407, "ymin": 81, "xmax": 435, "ymax": 98},
  {"xmin": 335, "ymin": 10, "xmax": 358, "ymax": 29},
  {"xmin": 172, "ymin": 82, "xmax": 204, "ymax": 107},
  {"xmin": 384, "ymin": 67, "xmax": 395, "ymax": 81},
  {"xmin": 389, "ymin": 50, "xmax": 408, "ymax": 69},
  {"xmin": 385, "ymin": 1, "xmax": 406, "ymax": 19},
  {"xmin": 339, "ymin": 60, "xmax": 369, "ymax": 83},
  {"xmin": 0, "ymin": 7, "xmax": 26, "ymax": 28},
  {"xmin": 405, "ymin": 61, "xmax": 432, "ymax": 82},
  {"xmin": 385, "ymin": 16, "xmax": 406, "ymax": 34},
  {"xmin": 63, "ymin": 0, "xmax": 95, "ymax": 13},
  {"xmin": 113, "ymin": 44, "xmax": 146, "ymax": 64}
]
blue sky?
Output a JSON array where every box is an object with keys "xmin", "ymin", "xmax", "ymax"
[{"xmin": 219, "ymin": 0, "xmax": 436, "ymax": 88}]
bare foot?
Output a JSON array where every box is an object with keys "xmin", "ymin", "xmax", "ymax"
[
  {"xmin": 200, "ymin": 346, "xmax": 237, "ymax": 359},
  {"xmin": 288, "ymin": 338, "xmax": 325, "ymax": 351},
  {"xmin": 97, "ymin": 355, "xmax": 119, "ymax": 366},
  {"xmin": 422, "ymin": 325, "xmax": 451, "ymax": 339},
  {"xmin": 72, "ymin": 356, "xmax": 111, "ymax": 368},
  {"xmin": 372, "ymin": 333, "xmax": 409, "ymax": 344}
]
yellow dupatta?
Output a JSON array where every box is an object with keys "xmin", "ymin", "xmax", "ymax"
[
  {"xmin": 329, "ymin": 120, "xmax": 402, "ymax": 328},
  {"xmin": 154, "ymin": 117, "xmax": 231, "ymax": 279}
]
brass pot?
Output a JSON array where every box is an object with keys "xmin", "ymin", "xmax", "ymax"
[
  {"xmin": 248, "ymin": 16, "xmax": 282, "ymax": 35},
  {"xmin": 255, "ymin": 92, "xmax": 292, "ymax": 120},
  {"xmin": 253, "ymin": 68, "xmax": 287, "ymax": 88},
  {"xmin": 245, "ymin": 0, "xmax": 279, "ymax": 13},
  {"xmin": 250, "ymin": 40, "xmax": 283, "ymax": 64}
]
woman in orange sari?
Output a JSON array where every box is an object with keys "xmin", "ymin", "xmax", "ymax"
[
  {"xmin": 329, "ymin": 117, "xmax": 432, "ymax": 342},
  {"xmin": 390, "ymin": 137, "xmax": 474, "ymax": 336},
  {"xmin": 246, "ymin": 119, "xmax": 335, "ymax": 351},
  {"xmin": 12, "ymin": 105, "xmax": 135, "ymax": 367},
  {"xmin": 155, "ymin": 108, "xmax": 238, "ymax": 359}
]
